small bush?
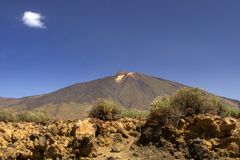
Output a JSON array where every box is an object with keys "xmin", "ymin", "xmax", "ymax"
[
  {"xmin": 218, "ymin": 105, "xmax": 240, "ymax": 118},
  {"xmin": 170, "ymin": 88, "xmax": 221, "ymax": 116},
  {"xmin": 207, "ymin": 96, "xmax": 225, "ymax": 114},
  {"xmin": 0, "ymin": 109, "xmax": 49, "ymax": 123},
  {"xmin": 17, "ymin": 110, "xmax": 49, "ymax": 123},
  {"xmin": 89, "ymin": 99, "xmax": 122, "ymax": 120},
  {"xmin": 149, "ymin": 96, "xmax": 181, "ymax": 125},
  {"xmin": 150, "ymin": 96, "xmax": 170, "ymax": 118},
  {"xmin": 122, "ymin": 109, "xmax": 148, "ymax": 119},
  {"xmin": 148, "ymin": 88, "xmax": 232, "ymax": 125},
  {"xmin": 0, "ymin": 110, "xmax": 16, "ymax": 122}
]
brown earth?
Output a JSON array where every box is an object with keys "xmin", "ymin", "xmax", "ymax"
[{"xmin": 0, "ymin": 114, "xmax": 240, "ymax": 159}]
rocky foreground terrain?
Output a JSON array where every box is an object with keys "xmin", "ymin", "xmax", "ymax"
[{"xmin": 0, "ymin": 114, "xmax": 240, "ymax": 160}]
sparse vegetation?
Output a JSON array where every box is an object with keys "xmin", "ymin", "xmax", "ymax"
[
  {"xmin": 148, "ymin": 88, "xmax": 237, "ymax": 125},
  {"xmin": 89, "ymin": 99, "xmax": 122, "ymax": 120},
  {"xmin": 170, "ymin": 88, "xmax": 226, "ymax": 116},
  {"xmin": 0, "ymin": 88, "xmax": 238, "ymax": 125},
  {"xmin": 0, "ymin": 109, "xmax": 48, "ymax": 123},
  {"xmin": 0, "ymin": 109, "xmax": 16, "ymax": 122},
  {"xmin": 122, "ymin": 109, "xmax": 148, "ymax": 119},
  {"xmin": 17, "ymin": 110, "xmax": 49, "ymax": 123},
  {"xmin": 218, "ymin": 105, "xmax": 240, "ymax": 118}
]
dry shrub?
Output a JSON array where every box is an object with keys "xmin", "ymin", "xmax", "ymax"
[
  {"xmin": 170, "ymin": 88, "xmax": 207, "ymax": 116},
  {"xmin": 149, "ymin": 96, "xmax": 181, "ymax": 125},
  {"xmin": 122, "ymin": 109, "xmax": 148, "ymax": 119},
  {"xmin": 148, "ymin": 88, "xmax": 228, "ymax": 125},
  {"xmin": 170, "ymin": 88, "xmax": 222, "ymax": 116},
  {"xmin": 89, "ymin": 99, "xmax": 122, "ymax": 120},
  {"xmin": 207, "ymin": 96, "xmax": 225, "ymax": 114},
  {"xmin": 17, "ymin": 110, "xmax": 49, "ymax": 123},
  {"xmin": 218, "ymin": 105, "xmax": 240, "ymax": 118},
  {"xmin": 0, "ymin": 109, "xmax": 16, "ymax": 122},
  {"xmin": 0, "ymin": 109, "xmax": 48, "ymax": 123}
]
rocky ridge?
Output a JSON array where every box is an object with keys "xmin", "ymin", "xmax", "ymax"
[{"xmin": 0, "ymin": 115, "xmax": 240, "ymax": 159}]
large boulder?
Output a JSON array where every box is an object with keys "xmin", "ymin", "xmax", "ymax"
[
  {"xmin": 188, "ymin": 138, "xmax": 216, "ymax": 160},
  {"xmin": 187, "ymin": 115, "xmax": 221, "ymax": 138},
  {"xmin": 73, "ymin": 118, "xmax": 96, "ymax": 138},
  {"xmin": 220, "ymin": 117, "xmax": 236, "ymax": 134}
]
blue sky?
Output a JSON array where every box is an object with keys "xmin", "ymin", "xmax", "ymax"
[{"xmin": 0, "ymin": 0, "xmax": 239, "ymax": 100}]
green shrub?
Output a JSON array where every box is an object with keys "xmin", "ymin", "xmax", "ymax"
[
  {"xmin": 170, "ymin": 88, "xmax": 221, "ymax": 116},
  {"xmin": 0, "ymin": 109, "xmax": 16, "ymax": 122},
  {"xmin": 0, "ymin": 109, "xmax": 49, "ymax": 123},
  {"xmin": 89, "ymin": 99, "xmax": 122, "ymax": 120},
  {"xmin": 149, "ymin": 96, "xmax": 181, "ymax": 125},
  {"xmin": 218, "ymin": 105, "xmax": 240, "ymax": 118},
  {"xmin": 207, "ymin": 96, "xmax": 225, "ymax": 114},
  {"xmin": 150, "ymin": 96, "xmax": 170, "ymax": 118},
  {"xmin": 122, "ymin": 109, "xmax": 148, "ymax": 119},
  {"xmin": 148, "ymin": 88, "xmax": 231, "ymax": 125},
  {"xmin": 17, "ymin": 110, "xmax": 49, "ymax": 123}
]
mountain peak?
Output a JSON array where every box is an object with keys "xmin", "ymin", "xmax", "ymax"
[{"xmin": 115, "ymin": 71, "xmax": 135, "ymax": 83}]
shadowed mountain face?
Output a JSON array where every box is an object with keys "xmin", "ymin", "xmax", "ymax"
[{"xmin": 1, "ymin": 71, "xmax": 239, "ymax": 119}]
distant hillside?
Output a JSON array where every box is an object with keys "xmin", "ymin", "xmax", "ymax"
[
  {"xmin": 0, "ymin": 97, "xmax": 19, "ymax": 107},
  {"xmin": 1, "ymin": 71, "xmax": 239, "ymax": 119}
]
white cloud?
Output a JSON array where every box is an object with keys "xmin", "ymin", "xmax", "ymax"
[{"xmin": 22, "ymin": 11, "xmax": 46, "ymax": 29}]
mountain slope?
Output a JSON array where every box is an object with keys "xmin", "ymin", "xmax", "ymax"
[
  {"xmin": 2, "ymin": 71, "xmax": 239, "ymax": 119},
  {"xmin": 0, "ymin": 97, "xmax": 19, "ymax": 107}
]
